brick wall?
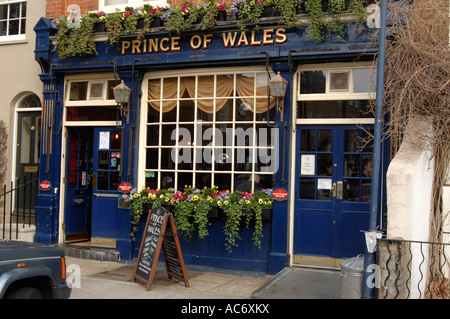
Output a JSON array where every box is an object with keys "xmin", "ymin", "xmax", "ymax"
[{"xmin": 46, "ymin": 0, "xmax": 99, "ymax": 18}]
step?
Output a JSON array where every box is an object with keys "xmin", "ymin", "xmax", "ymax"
[{"xmin": 64, "ymin": 244, "xmax": 120, "ymax": 262}]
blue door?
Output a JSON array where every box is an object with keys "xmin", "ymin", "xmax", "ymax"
[
  {"xmin": 294, "ymin": 125, "xmax": 374, "ymax": 259},
  {"xmin": 64, "ymin": 127, "xmax": 93, "ymax": 242},
  {"xmin": 91, "ymin": 127, "xmax": 122, "ymax": 242}
]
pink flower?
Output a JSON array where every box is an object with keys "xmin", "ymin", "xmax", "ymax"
[{"xmin": 242, "ymin": 192, "xmax": 252, "ymax": 200}]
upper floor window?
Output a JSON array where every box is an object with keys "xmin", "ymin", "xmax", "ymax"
[
  {"xmin": 65, "ymin": 76, "xmax": 119, "ymax": 123},
  {"xmin": 99, "ymin": 0, "xmax": 167, "ymax": 12},
  {"xmin": 296, "ymin": 63, "xmax": 376, "ymax": 122},
  {"xmin": 0, "ymin": 0, "xmax": 26, "ymax": 41}
]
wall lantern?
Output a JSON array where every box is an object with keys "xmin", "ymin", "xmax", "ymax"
[
  {"xmin": 269, "ymin": 72, "xmax": 288, "ymax": 121},
  {"xmin": 113, "ymin": 80, "xmax": 132, "ymax": 124}
]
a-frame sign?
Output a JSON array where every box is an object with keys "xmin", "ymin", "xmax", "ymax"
[{"xmin": 133, "ymin": 206, "xmax": 189, "ymax": 291}]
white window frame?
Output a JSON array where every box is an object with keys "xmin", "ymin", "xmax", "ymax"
[
  {"xmin": 296, "ymin": 62, "xmax": 376, "ymax": 125},
  {"xmin": 64, "ymin": 74, "xmax": 120, "ymax": 127},
  {"xmin": 99, "ymin": 0, "xmax": 168, "ymax": 13},
  {"xmin": 139, "ymin": 67, "xmax": 277, "ymax": 191},
  {"xmin": 0, "ymin": 0, "xmax": 27, "ymax": 42}
]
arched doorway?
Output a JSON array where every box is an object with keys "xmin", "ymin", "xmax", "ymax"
[{"xmin": 15, "ymin": 93, "xmax": 42, "ymax": 222}]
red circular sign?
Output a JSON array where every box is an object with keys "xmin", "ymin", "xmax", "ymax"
[
  {"xmin": 118, "ymin": 182, "xmax": 132, "ymax": 193},
  {"xmin": 40, "ymin": 180, "xmax": 51, "ymax": 191},
  {"xmin": 272, "ymin": 188, "xmax": 288, "ymax": 201}
]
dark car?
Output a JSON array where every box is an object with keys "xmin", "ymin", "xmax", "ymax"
[{"xmin": 0, "ymin": 240, "xmax": 71, "ymax": 299}]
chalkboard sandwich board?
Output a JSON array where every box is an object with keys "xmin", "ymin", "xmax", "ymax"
[{"xmin": 133, "ymin": 206, "xmax": 189, "ymax": 291}]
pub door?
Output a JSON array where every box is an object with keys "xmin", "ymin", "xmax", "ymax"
[
  {"xmin": 90, "ymin": 127, "xmax": 122, "ymax": 246},
  {"xmin": 64, "ymin": 127, "xmax": 93, "ymax": 242},
  {"xmin": 293, "ymin": 125, "xmax": 374, "ymax": 262}
]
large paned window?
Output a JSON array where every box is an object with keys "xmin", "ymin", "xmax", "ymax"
[
  {"xmin": 141, "ymin": 68, "xmax": 277, "ymax": 191},
  {"xmin": 0, "ymin": 0, "xmax": 26, "ymax": 41}
]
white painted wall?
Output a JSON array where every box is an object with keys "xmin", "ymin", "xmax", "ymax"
[{"xmin": 386, "ymin": 117, "xmax": 434, "ymax": 298}]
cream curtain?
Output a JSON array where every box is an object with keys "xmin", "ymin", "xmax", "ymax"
[{"xmin": 148, "ymin": 75, "xmax": 275, "ymax": 114}]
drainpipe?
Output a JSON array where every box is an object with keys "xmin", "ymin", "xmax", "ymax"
[{"xmin": 363, "ymin": 0, "xmax": 388, "ymax": 299}]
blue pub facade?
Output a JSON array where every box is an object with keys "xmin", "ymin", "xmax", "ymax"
[{"xmin": 33, "ymin": 6, "xmax": 386, "ymax": 274}]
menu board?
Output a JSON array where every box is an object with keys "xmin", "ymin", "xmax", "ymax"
[{"xmin": 133, "ymin": 206, "xmax": 189, "ymax": 291}]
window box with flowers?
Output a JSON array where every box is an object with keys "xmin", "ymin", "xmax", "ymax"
[
  {"xmin": 128, "ymin": 186, "xmax": 274, "ymax": 252},
  {"xmin": 52, "ymin": 0, "xmax": 371, "ymax": 59}
]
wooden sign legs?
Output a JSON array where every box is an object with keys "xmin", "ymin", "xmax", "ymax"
[{"xmin": 133, "ymin": 207, "xmax": 189, "ymax": 291}]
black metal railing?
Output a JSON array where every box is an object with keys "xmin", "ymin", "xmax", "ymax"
[
  {"xmin": 377, "ymin": 238, "xmax": 450, "ymax": 299},
  {"xmin": 1, "ymin": 175, "xmax": 39, "ymax": 240}
]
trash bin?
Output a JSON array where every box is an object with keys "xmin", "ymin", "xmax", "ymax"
[{"xmin": 340, "ymin": 254, "xmax": 364, "ymax": 299}]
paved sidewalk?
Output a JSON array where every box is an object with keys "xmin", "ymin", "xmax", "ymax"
[{"xmin": 66, "ymin": 257, "xmax": 272, "ymax": 299}]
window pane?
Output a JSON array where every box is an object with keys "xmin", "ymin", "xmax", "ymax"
[
  {"xmin": 147, "ymin": 103, "xmax": 159, "ymax": 122},
  {"xmin": 297, "ymin": 100, "xmax": 372, "ymax": 119},
  {"xmin": 300, "ymin": 178, "xmax": 315, "ymax": 199},
  {"xmin": 66, "ymin": 106, "xmax": 117, "ymax": 121},
  {"xmin": 107, "ymin": 80, "xmax": 116, "ymax": 100},
  {"xmin": 70, "ymin": 82, "xmax": 88, "ymax": 101},
  {"xmin": 21, "ymin": 2, "xmax": 26, "ymax": 18},
  {"xmin": 90, "ymin": 83, "xmax": 104, "ymax": 99},
  {"xmin": 236, "ymin": 100, "xmax": 253, "ymax": 121},
  {"xmin": 216, "ymin": 99, "xmax": 233, "ymax": 121},
  {"xmin": 160, "ymin": 172, "xmax": 175, "ymax": 189},
  {"xmin": 20, "ymin": 117, "xmax": 31, "ymax": 163},
  {"xmin": 162, "ymin": 105, "xmax": 177, "ymax": 122},
  {"xmin": 329, "ymin": 71, "xmax": 349, "ymax": 92},
  {"xmin": 145, "ymin": 148, "xmax": 159, "ymax": 169},
  {"xmin": 161, "ymin": 124, "xmax": 176, "ymax": 145},
  {"xmin": 179, "ymin": 100, "xmax": 194, "ymax": 122},
  {"xmin": 301, "ymin": 130, "xmax": 315, "ymax": 152},
  {"xmin": 354, "ymin": 69, "xmax": 376, "ymax": 93},
  {"xmin": 20, "ymin": 17, "xmax": 25, "ymax": 34},
  {"xmin": 300, "ymin": 71, "xmax": 326, "ymax": 94},
  {"xmin": 9, "ymin": 3, "xmax": 20, "ymax": 19},
  {"xmin": 317, "ymin": 130, "xmax": 332, "ymax": 152},
  {"xmin": 145, "ymin": 171, "xmax": 158, "ymax": 189},
  {"xmin": 8, "ymin": 19, "xmax": 18, "ymax": 35},
  {"xmin": 0, "ymin": 6, "xmax": 8, "ymax": 20},
  {"xmin": 0, "ymin": 21, "xmax": 7, "ymax": 36}
]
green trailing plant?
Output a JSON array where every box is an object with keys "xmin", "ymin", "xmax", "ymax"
[
  {"xmin": 54, "ymin": 13, "xmax": 97, "ymax": 59},
  {"xmin": 173, "ymin": 199, "xmax": 195, "ymax": 239},
  {"xmin": 193, "ymin": 197, "xmax": 213, "ymax": 239},
  {"xmin": 223, "ymin": 202, "xmax": 245, "ymax": 253},
  {"xmin": 276, "ymin": 0, "xmax": 300, "ymax": 28},
  {"xmin": 199, "ymin": 1, "xmax": 229, "ymax": 30},
  {"xmin": 349, "ymin": 0, "xmax": 368, "ymax": 26},
  {"xmin": 54, "ymin": 16, "xmax": 72, "ymax": 59},
  {"xmin": 105, "ymin": 10, "xmax": 124, "ymax": 45},
  {"xmin": 329, "ymin": 0, "xmax": 346, "ymax": 42},
  {"xmin": 236, "ymin": 0, "xmax": 266, "ymax": 30},
  {"xmin": 305, "ymin": 0, "xmax": 325, "ymax": 41}
]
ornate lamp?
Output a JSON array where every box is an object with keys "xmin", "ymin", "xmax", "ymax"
[
  {"xmin": 113, "ymin": 80, "xmax": 132, "ymax": 124},
  {"xmin": 269, "ymin": 72, "xmax": 288, "ymax": 121}
]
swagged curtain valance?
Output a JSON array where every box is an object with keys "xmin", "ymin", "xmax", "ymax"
[{"xmin": 148, "ymin": 75, "xmax": 275, "ymax": 114}]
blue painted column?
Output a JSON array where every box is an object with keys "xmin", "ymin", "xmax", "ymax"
[
  {"xmin": 34, "ymin": 75, "xmax": 63, "ymax": 245},
  {"xmin": 114, "ymin": 70, "xmax": 140, "ymax": 260},
  {"xmin": 268, "ymin": 65, "xmax": 291, "ymax": 274}
]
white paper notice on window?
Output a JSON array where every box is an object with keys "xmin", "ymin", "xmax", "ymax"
[
  {"xmin": 99, "ymin": 131, "xmax": 110, "ymax": 149},
  {"xmin": 317, "ymin": 178, "xmax": 332, "ymax": 190},
  {"xmin": 300, "ymin": 154, "xmax": 315, "ymax": 175}
]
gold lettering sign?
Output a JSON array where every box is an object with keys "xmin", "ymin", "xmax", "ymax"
[{"xmin": 121, "ymin": 29, "xmax": 287, "ymax": 55}]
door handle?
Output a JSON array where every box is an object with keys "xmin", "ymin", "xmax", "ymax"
[
  {"xmin": 332, "ymin": 183, "xmax": 336, "ymax": 198},
  {"xmin": 337, "ymin": 181, "xmax": 343, "ymax": 199}
]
